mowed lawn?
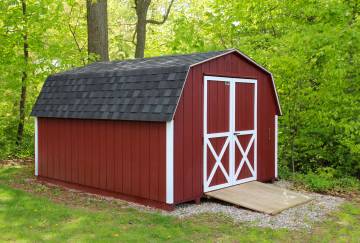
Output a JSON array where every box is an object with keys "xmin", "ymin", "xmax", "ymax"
[{"xmin": 0, "ymin": 164, "xmax": 359, "ymax": 242}]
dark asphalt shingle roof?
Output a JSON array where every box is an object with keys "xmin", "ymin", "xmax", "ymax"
[{"xmin": 31, "ymin": 50, "xmax": 230, "ymax": 121}]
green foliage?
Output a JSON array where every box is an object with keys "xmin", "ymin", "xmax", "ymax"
[
  {"xmin": 0, "ymin": 0, "xmax": 88, "ymax": 158},
  {"xmin": 300, "ymin": 171, "xmax": 338, "ymax": 192},
  {"xmin": 145, "ymin": 0, "xmax": 360, "ymax": 178},
  {"xmin": 280, "ymin": 166, "xmax": 360, "ymax": 193},
  {"xmin": 0, "ymin": 0, "xmax": 359, "ymax": 180}
]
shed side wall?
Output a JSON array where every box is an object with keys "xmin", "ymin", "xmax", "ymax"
[
  {"xmin": 38, "ymin": 117, "xmax": 167, "ymax": 203},
  {"xmin": 173, "ymin": 53, "xmax": 277, "ymax": 204}
]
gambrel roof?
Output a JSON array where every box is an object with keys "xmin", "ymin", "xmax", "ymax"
[{"xmin": 31, "ymin": 49, "xmax": 281, "ymax": 121}]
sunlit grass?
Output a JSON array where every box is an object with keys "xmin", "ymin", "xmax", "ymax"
[{"xmin": 0, "ymin": 164, "xmax": 359, "ymax": 242}]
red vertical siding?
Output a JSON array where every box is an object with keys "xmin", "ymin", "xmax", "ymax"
[
  {"xmin": 183, "ymin": 70, "xmax": 193, "ymax": 200},
  {"xmin": 192, "ymin": 65, "xmax": 203, "ymax": 198},
  {"xmin": 114, "ymin": 120, "xmax": 123, "ymax": 192},
  {"xmin": 174, "ymin": 92, "xmax": 185, "ymax": 202},
  {"xmin": 84, "ymin": 121, "xmax": 92, "ymax": 186},
  {"xmin": 173, "ymin": 52, "xmax": 277, "ymax": 204},
  {"xmin": 38, "ymin": 118, "xmax": 167, "ymax": 203},
  {"xmin": 158, "ymin": 126, "xmax": 167, "ymax": 201},
  {"xmin": 139, "ymin": 124, "xmax": 149, "ymax": 198}
]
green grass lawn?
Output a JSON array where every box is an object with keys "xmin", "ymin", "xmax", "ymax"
[{"xmin": 0, "ymin": 164, "xmax": 359, "ymax": 242}]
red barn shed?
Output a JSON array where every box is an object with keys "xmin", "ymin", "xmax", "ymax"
[{"xmin": 31, "ymin": 49, "xmax": 281, "ymax": 209}]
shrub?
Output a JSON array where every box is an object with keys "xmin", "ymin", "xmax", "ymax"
[
  {"xmin": 280, "ymin": 166, "xmax": 360, "ymax": 194},
  {"xmin": 302, "ymin": 171, "xmax": 334, "ymax": 192}
]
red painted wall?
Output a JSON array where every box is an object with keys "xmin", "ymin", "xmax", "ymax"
[
  {"xmin": 173, "ymin": 53, "xmax": 277, "ymax": 204},
  {"xmin": 38, "ymin": 118, "xmax": 167, "ymax": 203}
]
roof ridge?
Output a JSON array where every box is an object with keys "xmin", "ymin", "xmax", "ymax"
[
  {"xmin": 97, "ymin": 49, "xmax": 232, "ymax": 64},
  {"xmin": 50, "ymin": 64, "xmax": 189, "ymax": 79},
  {"xmin": 51, "ymin": 49, "xmax": 234, "ymax": 77}
]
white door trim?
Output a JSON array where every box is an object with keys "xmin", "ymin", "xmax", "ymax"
[
  {"xmin": 34, "ymin": 117, "xmax": 39, "ymax": 176},
  {"xmin": 203, "ymin": 76, "xmax": 257, "ymax": 192},
  {"xmin": 205, "ymin": 76, "xmax": 257, "ymax": 84},
  {"xmin": 166, "ymin": 120, "xmax": 174, "ymax": 204}
]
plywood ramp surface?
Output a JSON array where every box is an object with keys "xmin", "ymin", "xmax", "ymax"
[{"xmin": 205, "ymin": 181, "xmax": 312, "ymax": 215}]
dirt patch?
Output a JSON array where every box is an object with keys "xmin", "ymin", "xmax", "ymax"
[
  {"xmin": 0, "ymin": 158, "xmax": 33, "ymax": 166},
  {"xmin": 13, "ymin": 177, "xmax": 130, "ymax": 212}
]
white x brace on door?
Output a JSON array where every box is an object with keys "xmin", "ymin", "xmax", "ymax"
[{"xmin": 203, "ymin": 76, "xmax": 257, "ymax": 192}]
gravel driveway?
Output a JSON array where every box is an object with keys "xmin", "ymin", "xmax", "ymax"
[{"xmin": 166, "ymin": 181, "xmax": 344, "ymax": 230}]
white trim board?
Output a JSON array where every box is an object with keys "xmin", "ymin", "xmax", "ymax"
[
  {"xmin": 171, "ymin": 49, "xmax": 282, "ymax": 121},
  {"xmin": 205, "ymin": 76, "xmax": 256, "ymax": 83},
  {"xmin": 34, "ymin": 117, "xmax": 39, "ymax": 176},
  {"xmin": 166, "ymin": 120, "xmax": 174, "ymax": 204},
  {"xmin": 171, "ymin": 49, "xmax": 282, "ymax": 120}
]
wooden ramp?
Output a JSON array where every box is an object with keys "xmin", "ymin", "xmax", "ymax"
[{"xmin": 205, "ymin": 181, "xmax": 312, "ymax": 215}]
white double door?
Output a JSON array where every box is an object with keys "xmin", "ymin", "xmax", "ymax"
[{"xmin": 203, "ymin": 76, "xmax": 257, "ymax": 192}]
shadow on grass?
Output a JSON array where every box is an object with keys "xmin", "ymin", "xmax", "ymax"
[
  {"xmin": 0, "ymin": 182, "xmax": 244, "ymax": 242},
  {"xmin": 0, "ymin": 182, "xmax": 294, "ymax": 242},
  {"xmin": 1, "ymin": 165, "xmax": 358, "ymax": 242},
  {"xmin": 0, "ymin": 166, "xmax": 20, "ymax": 180},
  {"xmin": 0, "ymin": 184, "xmax": 151, "ymax": 241}
]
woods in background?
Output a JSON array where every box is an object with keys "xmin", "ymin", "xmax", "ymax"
[
  {"xmin": 134, "ymin": 0, "xmax": 174, "ymax": 58},
  {"xmin": 0, "ymin": 0, "xmax": 359, "ymax": 179}
]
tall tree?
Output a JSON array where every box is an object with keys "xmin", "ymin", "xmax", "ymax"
[
  {"xmin": 134, "ymin": 0, "xmax": 174, "ymax": 58},
  {"xmin": 86, "ymin": 0, "xmax": 109, "ymax": 61},
  {"xmin": 15, "ymin": 0, "xmax": 29, "ymax": 146}
]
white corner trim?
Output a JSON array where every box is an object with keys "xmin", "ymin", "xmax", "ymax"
[
  {"xmin": 275, "ymin": 115, "xmax": 278, "ymax": 178},
  {"xmin": 166, "ymin": 120, "xmax": 174, "ymax": 204},
  {"xmin": 34, "ymin": 117, "xmax": 39, "ymax": 176}
]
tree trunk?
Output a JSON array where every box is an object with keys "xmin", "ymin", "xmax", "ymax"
[
  {"xmin": 16, "ymin": 0, "xmax": 29, "ymax": 146},
  {"xmin": 134, "ymin": 0, "xmax": 151, "ymax": 58},
  {"xmin": 86, "ymin": 0, "xmax": 109, "ymax": 61},
  {"xmin": 134, "ymin": 0, "xmax": 174, "ymax": 58}
]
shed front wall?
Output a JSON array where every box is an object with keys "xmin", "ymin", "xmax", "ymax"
[
  {"xmin": 173, "ymin": 53, "xmax": 277, "ymax": 204},
  {"xmin": 37, "ymin": 117, "xmax": 167, "ymax": 203}
]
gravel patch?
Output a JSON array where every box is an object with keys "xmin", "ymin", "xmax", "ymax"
[{"xmin": 166, "ymin": 181, "xmax": 345, "ymax": 230}]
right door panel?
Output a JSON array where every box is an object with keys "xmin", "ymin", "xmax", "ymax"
[{"xmin": 234, "ymin": 82, "xmax": 256, "ymax": 183}]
